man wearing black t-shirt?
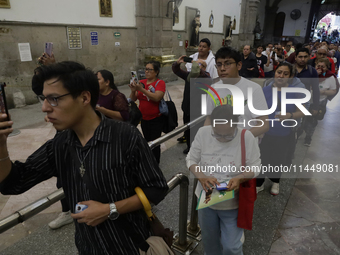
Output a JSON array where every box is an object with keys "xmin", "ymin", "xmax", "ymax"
[{"xmin": 255, "ymin": 45, "xmax": 268, "ymax": 71}]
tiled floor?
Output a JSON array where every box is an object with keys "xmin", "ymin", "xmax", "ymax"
[{"xmin": 269, "ymin": 86, "xmax": 340, "ymax": 254}]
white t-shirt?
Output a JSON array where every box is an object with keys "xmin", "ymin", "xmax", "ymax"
[
  {"xmin": 319, "ymin": 76, "xmax": 337, "ymax": 101},
  {"xmin": 185, "ymin": 51, "xmax": 219, "ymax": 79},
  {"xmin": 206, "ymin": 77, "xmax": 269, "ymax": 130},
  {"xmin": 262, "ymin": 51, "xmax": 278, "ymax": 72},
  {"xmin": 186, "ymin": 126, "xmax": 261, "ymax": 210}
]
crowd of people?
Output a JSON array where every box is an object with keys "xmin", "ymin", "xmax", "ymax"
[{"xmin": 0, "ymin": 36, "xmax": 338, "ymax": 255}]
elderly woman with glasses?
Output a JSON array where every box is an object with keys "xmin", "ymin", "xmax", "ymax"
[
  {"xmin": 129, "ymin": 61, "xmax": 166, "ymax": 164},
  {"xmin": 186, "ymin": 104, "xmax": 261, "ymax": 255}
]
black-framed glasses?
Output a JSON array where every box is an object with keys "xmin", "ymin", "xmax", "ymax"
[
  {"xmin": 37, "ymin": 93, "xmax": 71, "ymax": 107},
  {"xmin": 215, "ymin": 62, "xmax": 236, "ymax": 69},
  {"xmin": 145, "ymin": 68, "xmax": 154, "ymax": 72}
]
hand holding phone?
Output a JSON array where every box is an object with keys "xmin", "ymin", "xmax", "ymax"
[
  {"xmin": 216, "ymin": 182, "xmax": 229, "ymax": 191},
  {"xmin": 75, "ymin": 204, "xmax": 88, "ymax": 213},
  {"xmin": 44, "ymin": 42, "xmax": 53, "ymax": 57},
  {"xmin": 130, "ymin": 71, "xmax": 138, "ymax": 85},
  {"xmin": 183, "ymin": 57, "xmax": 193, "ymax": 63}
]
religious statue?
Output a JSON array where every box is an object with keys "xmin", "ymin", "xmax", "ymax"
[
  {"xmin": 253, "ymin": 20, "xmax": 261, "ymax": 40},
  {"xmin": 209, "ymin": 10, "xmax": 214, "ymax": 28},
  {"xmin": 225, "ymin": 16, "xmax": 236, "ymax": 41},
  {"xmin": 190, "ymin": 14, "xmax": 201, "ymax": 47}
]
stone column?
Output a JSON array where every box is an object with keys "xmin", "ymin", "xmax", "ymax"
[
  {"xmin": 238, "ymin": 0, "xmax": 261, "ymax": 48},
  {"xmin": 135, "ymin": 0, "xmax": 176, "ymax": 81}
]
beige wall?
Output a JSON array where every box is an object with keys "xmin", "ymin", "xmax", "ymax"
[{"xmin": 0, "ymin": 23, "xmax": 137, "ymax": 106}]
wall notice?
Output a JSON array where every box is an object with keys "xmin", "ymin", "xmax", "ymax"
[
  {"xmin": 67, "ymin": 27, "xmax": 82, "ymax": 49},
  {"xmin": 18, "ymin": 43, "xmax": 32, "ymax": 62},
  {"xmin": 91, "ymin": 31, "xmax": 98, "ymax": 46}
]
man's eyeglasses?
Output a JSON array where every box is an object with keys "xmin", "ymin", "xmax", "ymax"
[
  {"xmin": 211, "ymin": 128, "xmax": 238, "ymax": 140},
  {"xmin": 215, "ymin": 62, "xmax": 236, "ymax": 69},
  {"xmin": 145, "ymin": 68, "xmax": 154, "ymax": 72},
  {"xmin": 37, "ymin": 93, "xmax": 71, "ymax": 107}
]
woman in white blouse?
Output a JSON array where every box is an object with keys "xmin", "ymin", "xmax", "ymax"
[{"xmin": 186, "ymin": 105, "xmax": 261, "ymax": 255}]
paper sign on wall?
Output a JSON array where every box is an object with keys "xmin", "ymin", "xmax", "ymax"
[
  {"xmin": 67, "ymin": 27, "xmax": 82, "ymax": 49},
  {"xmin": 91, "ymin": 32, "xmax": 98, "ymax": 46},
  {"xmin": 18, "ymin": 43, "xmax": 32, "ymax": 62}
]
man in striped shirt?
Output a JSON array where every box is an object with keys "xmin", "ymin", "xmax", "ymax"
[{"xmin": 0, "ymin": 61, "xmax": 169, "ymax": 254}]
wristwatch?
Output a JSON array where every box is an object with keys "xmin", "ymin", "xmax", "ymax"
[{"xmin": 108, "ymin": 202, "xmax": 120, "ymax": 220}]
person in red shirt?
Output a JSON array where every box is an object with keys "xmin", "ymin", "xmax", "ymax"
[{"xmin": 129, "ymin": 61, "xmax": 166, "ymax": 164}]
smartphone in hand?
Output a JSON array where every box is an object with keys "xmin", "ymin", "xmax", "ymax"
[
  {"xmin": 183, "ymin": 57, "xmax": 193, "ymax": 63},
  {"xmin": 44, "ymin": 42, "xmax": 53, "ymax": 57},
  {"xmin": 0, "ymin": 83, "xmax": 10, "ymax": 121},
  {"xmin": 130, "ymin": 71, "xmax": 138, "ymax": 84}
]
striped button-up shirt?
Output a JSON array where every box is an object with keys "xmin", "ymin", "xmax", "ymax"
[{"xmin": 1, "ymin": 115, "xmax": 168, "ymax": 255}]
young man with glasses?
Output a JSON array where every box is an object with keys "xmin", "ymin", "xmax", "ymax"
[
  {"xmin": 0, "ymin": 61, "xmax": 169, "ymax": 255},
  {"xmin": 204, "ymin": 46, "xmax": 269, "ymax": 138}
]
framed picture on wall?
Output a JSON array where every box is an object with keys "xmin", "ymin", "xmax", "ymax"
[
  {"xmin": 99, "ymin": 0, "xmax": 112, "ymax": 17},
  {"xmin": 0, "ymin": 0, "xmax": 10, "ymax": 8}
]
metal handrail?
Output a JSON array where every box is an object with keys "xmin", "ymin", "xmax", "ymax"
[
  {"xmin": 0, "ymin": 189, "xmax": 65, "ymax": 233},
  {"xmin": 148, "ymin": 115, "xmax": 206, "ymax": 149}
]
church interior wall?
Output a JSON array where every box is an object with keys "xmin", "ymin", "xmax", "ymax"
[
  {"xmin": 277, "ymin": 0, "xmax": 311, "ymax": 38},
  {"xmin": 173, "ymin": 0, "xmax": 242, "ymax": 35},
  {"xmin": 0, "ymin": 0, "xmax": 136, "ymax": 27}
]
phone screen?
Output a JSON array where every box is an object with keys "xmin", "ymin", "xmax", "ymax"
[
  {"xmin": 130, "ymin": 71, "xmax": 138, "ymax": 84},
  {"xmin": 0, "ymin": 83, "xmax": 10, "ymax": 121}
]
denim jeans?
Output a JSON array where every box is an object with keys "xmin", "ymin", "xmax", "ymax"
[{"xmin": 198, "ymin": 208, "xmax": 244, "ymax": 255}]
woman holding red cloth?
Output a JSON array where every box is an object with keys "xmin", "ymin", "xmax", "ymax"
[{"xmin": 129, "ymin": 61, "xmax": 166, "ymax": 164}]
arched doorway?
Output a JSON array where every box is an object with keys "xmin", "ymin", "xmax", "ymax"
[
  {"xmin": 313, "ymin": 12, "xmax": 340, "ymax": 42},
  {"xmin": 273, "ymin": 12, "xmax": 286, "ymax": 38}
]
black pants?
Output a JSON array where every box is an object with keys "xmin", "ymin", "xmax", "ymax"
[
  {"xmin": 57, "ymin": 177, "xmax": 70, "ymax": 212},
  {"xmin": 256, "ymin": 133, "xmax": 292, "ymax": 186},
  {"xmin": 141, "ymin": 115, "xmax": 164, "ymax": 164}
]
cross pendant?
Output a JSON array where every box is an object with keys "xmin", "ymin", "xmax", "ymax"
[{"xmin": 79, "ymin": 163, "xmax": 85, "ymax": 177}]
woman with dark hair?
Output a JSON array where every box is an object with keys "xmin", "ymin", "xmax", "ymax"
[
  {"xmin": 257, "ymin": 62, "xmax": 306, "ymax": 195},
  {"xmin": 129, "ymin": 61, "xmax": 166, "ymax": 164},
  {"xmin": 96, "ymin": 69, "xmax": 129, "ymax": 121}
]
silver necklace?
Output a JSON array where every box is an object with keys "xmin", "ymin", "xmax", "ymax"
[{"xmin": 76, "ymin": 148, "xmax": 92, "ymax": 177}]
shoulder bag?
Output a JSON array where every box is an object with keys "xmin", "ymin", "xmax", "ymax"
[
  {"xmin": 237, "ymin": 129, "xmax": 257, "ymax": 230},
  {"xmin": 153, "ymin": 80, "xmax": 169, "ymax": 115},
  {"xmin": 135, "ymin": 187, "xmax": 174, "ymax": 255},
  {"xmin": 162, "ymin": 90, "xmax": 178, "ymax": 134}
]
